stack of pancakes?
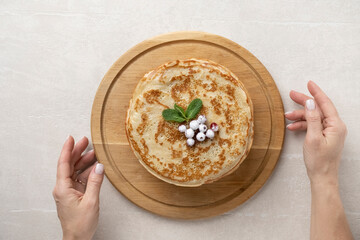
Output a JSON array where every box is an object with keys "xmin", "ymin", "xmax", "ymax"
[{"xmin": 126, "ymin": 59, "xmax": 253, "ymax": 187}]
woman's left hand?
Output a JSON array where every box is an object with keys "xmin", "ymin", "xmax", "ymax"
[{"xmin": 53, "ymin": 136, "xmax": 104, "ymax": 240}]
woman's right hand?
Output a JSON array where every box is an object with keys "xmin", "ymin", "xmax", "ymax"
[
  {"xmin": 53, "ymin": 136, "xmax": 104, "ymax": 240},
  {"xmin": 285, "ymin": 81, "xmax": 347, "ymax": 186}
]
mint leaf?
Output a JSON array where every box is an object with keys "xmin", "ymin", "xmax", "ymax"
[
  {"xmin": 162, "ymin": 99, "xmax": 203, "ymax": 123},
  {"xmin": 162, "ymin": 109, "xmax": 186, "ymax": 123},
  {"xmin": 174, "ymin": 104, "xmax": 187, "ymax": 119},
  {"xmin": 185, "ymin": 98, "xmax": 203, "ymax": 120}
]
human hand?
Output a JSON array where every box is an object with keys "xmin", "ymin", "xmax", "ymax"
[
  {"xmin": 285, "ymin": 81, "xmax": 347, "ymax": 186},
  {"xmin": 53, "ymin": 136, "xmax": 104, "ymax": 240}
]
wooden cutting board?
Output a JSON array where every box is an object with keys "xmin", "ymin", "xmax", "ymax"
[{"xmin": 91, "ymin": 31, "xmax": 285, "ymax": 219}]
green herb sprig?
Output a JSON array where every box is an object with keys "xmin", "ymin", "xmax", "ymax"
[{"xmin": 162, "ymin": 98, "xmax": 202, "ymax": 123}]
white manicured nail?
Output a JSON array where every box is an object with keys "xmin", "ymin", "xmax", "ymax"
[
  {"xmin": 95, "ymin": 163, "xmax": 104, "ymax": 174},
  {"xmin": 286, "ymin": 123, "xmax": 293, "ymax": 129},
  {"xmin": 306, "ymin": 99, "xmax": 315, "ymax": 111},
  {"xmin": 285, "ymin": 111, "xmax": 292, "ymax": 115}
]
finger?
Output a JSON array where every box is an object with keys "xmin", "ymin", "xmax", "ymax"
[
  {"xmin": 75, "ymin": 162, "xmax": 96, "ymax": 193},
  {"xmin": 304, "ymin": 99, "xmax": 323, "ymax": 137},
  {"xmin": 289, "ymin": 90, "xmax": 312, "ymax": 106},
  {"xmin": 286, "ymin": 121, "xmax": 307, "ymax": 131},
  {"xmin": 57, "ymin": 136, "xmax": 75, "ymax": 181},
  {"xmin": 285, "ymin": 109, "xmax": 324, "ymax": 122},
  {"xmin": 74, "ymin": 150, "xmax": 96, "ymax": 171},
  {"xmin": 83, "ymin": 163, "xmax": 104, "ymax": 203},
  {"xmin": 307, "ymin": 81, "xmax": 338, "ymax": 118},
  {"xmin": 77, "ymin": 161, "xmax": 96, "ymax": 182},
  {"xmin": 322, "ymin": 117, "xmax": 339, "ymax": 129},
  {"xmin": 285, "ymin": 109, "xmax": 306, "ymax": 121},
  {"xmin": 71, "ymin": 136, "xmax": 89, "ymax": 166}
]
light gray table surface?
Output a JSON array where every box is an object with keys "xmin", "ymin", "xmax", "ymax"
[{"xmin": 1, "ymin": 1, "xmax": 359, "ymax": 239}]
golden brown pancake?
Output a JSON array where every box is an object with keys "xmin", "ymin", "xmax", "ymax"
[{"xmin": 126, "ymin": 58, "xmax": 253, "ymax": 187}]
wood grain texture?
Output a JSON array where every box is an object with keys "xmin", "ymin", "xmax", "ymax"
[{"xmin": 91, "ymin": 31, "xmax": 285, "ymax": 219}]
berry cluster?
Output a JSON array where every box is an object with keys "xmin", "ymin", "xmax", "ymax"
[{"xmin": 178, "ymin": 115, "xmax": 219, "ymax": 146}]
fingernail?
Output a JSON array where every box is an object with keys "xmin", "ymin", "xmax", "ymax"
[
  {"xmin": 95, "ymin": 163, "xmax": 104, "ymax": 175},
  {"xmin": 306, "ymin": 99, "xmax": 315, "ymax": 111},
  {"xmin": 286, "ymin": 123, "xmax": 293, "ymax": 129},
  {"xmin": 65, "ymin": 135, "xmax": 71, "ymax": 142},
  {"xmin": 285, "ymin": 111, "xmax": 292, "ymax": 115}
]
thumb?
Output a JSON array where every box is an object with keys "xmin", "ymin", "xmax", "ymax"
[
  {"xmin": 305, "ymin": 99, "xmax": 323, "ymax": 138},
  {"xmin": 84, "ymin": 163, "xmax": 104, "ymax": 202}
]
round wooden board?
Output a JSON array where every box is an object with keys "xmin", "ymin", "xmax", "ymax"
[{"xmin": 91, "ymin": 31, "xmax": 285, "ymax": 219}]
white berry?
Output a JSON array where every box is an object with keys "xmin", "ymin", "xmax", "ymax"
[
  {"xmin": 178, "ymin": 125, "xmax": 186, "ymax": 132},
  {"xmin": 189, "ymin": 120, "xmax": 199, "ymax": 130},
  {"xmin": 197, "ymin": 115, "xmax": 207, "ymax": 124},
  {"xmin": 185, "ymin": 128, "xmax": 194, "ymax": 138},
  {"xmin": 187, "ymin": 138, "xmax": 195, "ymax": 146},
  {"xmin": 199, "ymin": 124, "xmax": 207, "ymax": 132},
  {"xmin": 206, "ymin": 129, "xmax": 215, "ymax": 139},
  {"xmin": 196, "ymin": 132, "xmax": 206, "ymax": 141}
]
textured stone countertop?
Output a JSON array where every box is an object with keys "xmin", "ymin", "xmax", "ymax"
[{"xmin": 1, "ymin": 1, "xmax": 359, "ymax": 239}]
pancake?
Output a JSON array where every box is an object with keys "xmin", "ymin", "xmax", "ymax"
[{"xmin": 125, "ymin": 58, "xmax": 254, "ymax": 187}]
